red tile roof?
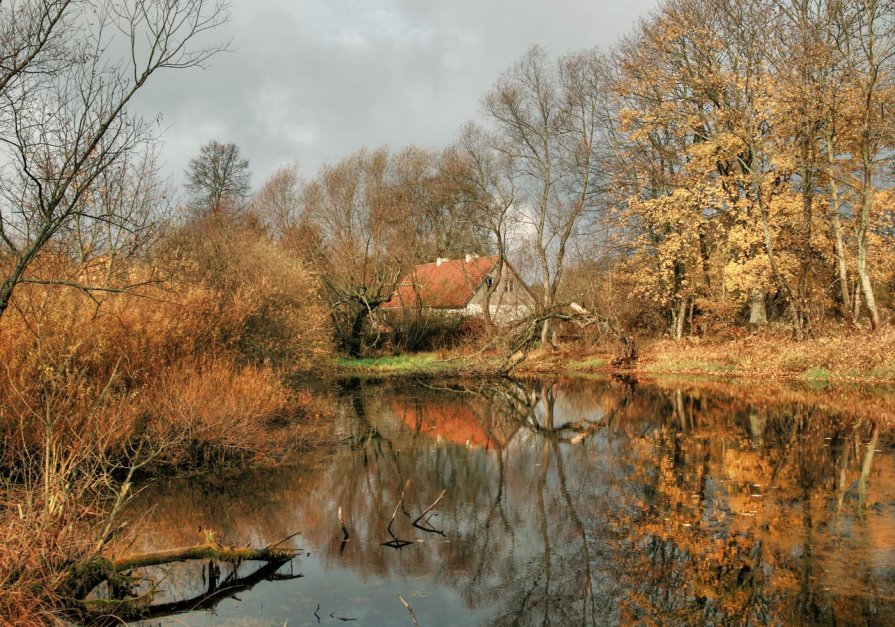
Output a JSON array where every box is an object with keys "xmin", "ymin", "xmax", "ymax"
[{"xmin": 382, "ymin": 256, "xmax": 496, "ymax": 310}]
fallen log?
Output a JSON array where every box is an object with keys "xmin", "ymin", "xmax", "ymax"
[
  {"xmin": 112, "ymin": 541, "xmax": 296, "ymax": 571},
  {"xmin": 64, "ymin": 540, "xmax": 299, "ymax": 607},
  {"xmin": 70, "ymin": 553, "xmax": 301, "ymax": 623}
]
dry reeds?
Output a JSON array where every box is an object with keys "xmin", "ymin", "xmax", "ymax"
[{"xmin": 0, "ymin": 216, "xmax": 336, "ymax": 621}]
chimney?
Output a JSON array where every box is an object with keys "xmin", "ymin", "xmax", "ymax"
[
  {"xmin": 465, "ymin": 253, "xmax": 475, "ymax": 263},
  {"xmin": 436, "ymin": 257, "xmax": 446, "ymax": 266}
]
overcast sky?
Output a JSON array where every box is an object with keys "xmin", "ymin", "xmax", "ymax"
[{"xmin": 132, "ymin": 0, "xmax": 659, "ymax": 192}]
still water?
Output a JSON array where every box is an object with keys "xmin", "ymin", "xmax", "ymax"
[{"xmin": 122, "ymin": 378, "xmax": 895, "ymax": 626}]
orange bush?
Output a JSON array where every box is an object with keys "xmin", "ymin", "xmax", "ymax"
[{"xmin": 0, "ymin": 216, "xmax": 336, "ymax": 621}]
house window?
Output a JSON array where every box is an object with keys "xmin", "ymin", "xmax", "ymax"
[
  {"xmin": 486, "ymin": 276, "xmax": 494, "ymax": 288},
  {"xmin": 505, "ymin": 279, "xmax": 514, "ymax": 293}
]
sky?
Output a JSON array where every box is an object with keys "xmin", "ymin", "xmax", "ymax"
[{"xmin": 131, "ymin": 0, "xmax": 659, "ymax": 192}]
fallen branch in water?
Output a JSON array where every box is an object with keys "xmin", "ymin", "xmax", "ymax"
[
  {"xmin": 112, "ymin": 542, "xmax": 296, "ymax": 571},
  {"xmin": 412, "ymin": 489, "xmax": 447, "ymax": 535},
  {"xmin": 64, "ymin": 541, "xmax": 299, "ymax": 605},
  {"xmin": 398, "ymin": 594, "xmax": 420, "ymax": 626},
  {"xmin": 265, "ymin": 531, "xmax": 301, "ymax": 550},
  {"xmin": 66, "ymin": 542, "xmax": 301, "ymax": 622},
  {"xmin": 383, "ymin": 480, "xmax": 414, "ymax": 549}
]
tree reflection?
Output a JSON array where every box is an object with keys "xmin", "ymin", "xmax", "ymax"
[{"xmin": 122, "ymin": 378, "xmax": 894, "ymax": 625}]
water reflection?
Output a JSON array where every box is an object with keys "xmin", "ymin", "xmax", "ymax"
[{"xmin": 124, "ymin": 378, "xmax": 895, "ymax": 626}]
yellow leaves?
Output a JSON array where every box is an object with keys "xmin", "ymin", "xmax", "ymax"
[{"xmin": 723, "ymin": 255, "xmax": 772, "ymax": 297}]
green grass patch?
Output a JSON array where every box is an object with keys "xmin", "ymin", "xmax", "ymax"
[
  {"xmin": 802, "ymin": 366, "xmax": 833, "ymax": 381},
  {"xmin": 870, "ymin": 364, "xmax": 895, "ymax": 381},
  {"xmin": 336, "ymin": 353, "xmax": 449, "ymax": 374},
  {"xmin": 801, "ymin": 366, "xmax": 833, "ymax": 389},
  {"xmin": 569, "ymin": 357, "xmax": 608, "ymax": 370}
]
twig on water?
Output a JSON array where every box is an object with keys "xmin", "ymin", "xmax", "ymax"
[
  {"xmin": 412, "ymin": 489, "xmax": 447, "ymax": 535},
  {"xmin": 330, "ymin": 612, "xmax": 358, "ymax": 622},
  {"xmin": 338, "ymin": 506, "xmax": 350, "ymax": 555},
  {"xmin": 383, "ymin": 480, "xmax": 413, "ymax": 549},
  {"xmin": 398, "ymin": 594, "xmax": 420, "ymax": 626}
]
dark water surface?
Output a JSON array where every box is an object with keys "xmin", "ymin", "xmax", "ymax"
[{"xmin": 122, "ymin": 378, "xmax": 895, "ymax": 626}]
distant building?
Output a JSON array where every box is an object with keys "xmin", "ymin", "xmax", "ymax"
[{"xmin": 381, "ymin": 254, "xmax": 536, "ymax": 323}]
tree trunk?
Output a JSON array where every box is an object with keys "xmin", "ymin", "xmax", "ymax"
[
  {"xmin": 831, "ymin": 210, "xmax": 852, "ymax": 319},
  {"xmin": 756, "ymin": 180, "xmax": 804, "ymax": 339},
  {"xmin": 540, "ymin": 276, "xmax": 555, "ymax": 351},
  {"xmin": 540, "ymin": 317, "xmax": 552, "ymax": 349},
  {"xmin": 0, "ymin": 279, "xmax": 12, "ymax": 319},
  {"xmin": 827, "ymin": 135, "xmax": 852, "ymax": 319},
  {"xmin": 858, "ymin": 119, "xmax": 881, "ymax": 330},
  {"xmin": 749, "ymin": 289, "xmax": 767, "ymax": 327},
  {"xmin": 856, "ymin": 174, "xmax": 880, "ymax": 330},
  {"xmin": 673, "ymin": 296, "xmax": 688, "ymax": 341},
  {"xmin": 347, "ymin": 304, "xmax": 369, "ymax": 358}
]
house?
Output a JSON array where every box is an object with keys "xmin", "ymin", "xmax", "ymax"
[{"xmin": 381, "ymin": 254, "xmax": 536, "ymax": 323}]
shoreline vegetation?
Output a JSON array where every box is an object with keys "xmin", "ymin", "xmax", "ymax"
[{"xmin": 335, "ymin": 329, "xmax": 895, "ymax": 387}]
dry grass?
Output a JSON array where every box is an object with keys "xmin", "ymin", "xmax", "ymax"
[
  {"xmin": 640, "ymin": 329, "xmax": 895, "ymax": 382},
  {"xmin": 144, "ymin": 357, "xmax": 334, "ymax": 469},
  {"xmin": 506, "ymin": 328, "xmax": 895, "ymax": 385},
  {"xmin": 0, "ymin": 219, "xmax": 337, "ymax": 622}
]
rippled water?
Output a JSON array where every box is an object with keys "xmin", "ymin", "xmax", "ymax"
[{"xmin": 121, "ymin": 377, "xmax": 895, "ymax": 626}]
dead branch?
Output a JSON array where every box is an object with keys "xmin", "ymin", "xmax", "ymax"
[
  {"xmin": 412, "ymin": 489, "xmax": 447, "ymax": 535},
  {"xmin": 495, "ymin": 302, "xmax": 636, "ymax": 374},
  {"xmin": 383, "ymin": 480, "xmax": 413, "ymax": 549},
  {"xmin": 398, "ymin": 594, "xmax": 421, "ymax": 626}
]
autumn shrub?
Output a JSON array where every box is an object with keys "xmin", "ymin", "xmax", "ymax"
[
  {"xmin": 161, "ymin": 214, "xmax": 333, "ymax": 369},
  {"xmin": 140, "ymin": 356, "xmax": 333, "ymax": 469},
  {"xmin": 0, "ymin": 216, "xmax": 337, "ymax": 620}
]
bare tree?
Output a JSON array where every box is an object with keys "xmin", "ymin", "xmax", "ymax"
[
  {"xmin": 443, "ymin": 122, "xmax": 519, "ymax": 328},
  {"xmin": 254, "ymin": 162, "xmax": 303, "ymax": 238},
  {"xmin": 0, "ymin": 0, "xmax": 230, "ymax": 319},
  {"xmin": 185, "ymin": 139, "xmax": 251, "ymax": 214},
  {"xmin": 483, "ymin": 46, "xmax": 611, "ymax": 348},
  {"xmin": 302, "ymin": 147, "xmax": 400, "ymax": 357}
]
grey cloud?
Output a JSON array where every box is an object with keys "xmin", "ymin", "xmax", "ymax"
[{"xmin": 130, "ymin": 0, "xmax": 658, "ymax": 193}]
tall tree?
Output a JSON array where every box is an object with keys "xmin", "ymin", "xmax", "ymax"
[
  {"xmin": 829, "ymin": 0, "xmax": 895, "ymax": 330},
  {"xmin": 185, "ymin": 140, "xmax": 251, "ymax": 214},
  {"xmin": 254, "ymin": 162, "xmax": 303, "ymax": 239},
  {"xmin": 302, "ymin": 147, "xmax": 399, "ymax": 356},
  {"xmin": 441, "ymin": 123, "xmax": 519, "ymax": 328},
  {"xmin": 483, "ymin": 45, "xmax": 611, "ymax": 348}
]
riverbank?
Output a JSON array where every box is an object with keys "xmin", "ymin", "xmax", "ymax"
[{"xmin": 336, "ymin": 329, "xmax": 895, "ymax": 386}]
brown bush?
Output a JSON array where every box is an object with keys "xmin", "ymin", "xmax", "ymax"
[
  {"xmin": 141, "ymin": 356, "xmax": 332, "ymax": 469},
  {"xmin": 0, "ymin": 216, "xmax": 336, "ymax": 621},
  {"xmin": 162, "ymin": 214, "xmax": 333, "ymax": 370}
]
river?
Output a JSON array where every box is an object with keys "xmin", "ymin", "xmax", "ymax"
[{"xmin": 115, "ymin": 377, "xmax": 894, "ymax": 626}]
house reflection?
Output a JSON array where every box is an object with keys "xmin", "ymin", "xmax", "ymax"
[
  {"xmin": 390, "ymin": 397, "xmax": 517, "ymax": 450},
  {"xmin": 121, "ymin": 379, "xmax": 895, "ymax": 625}
]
